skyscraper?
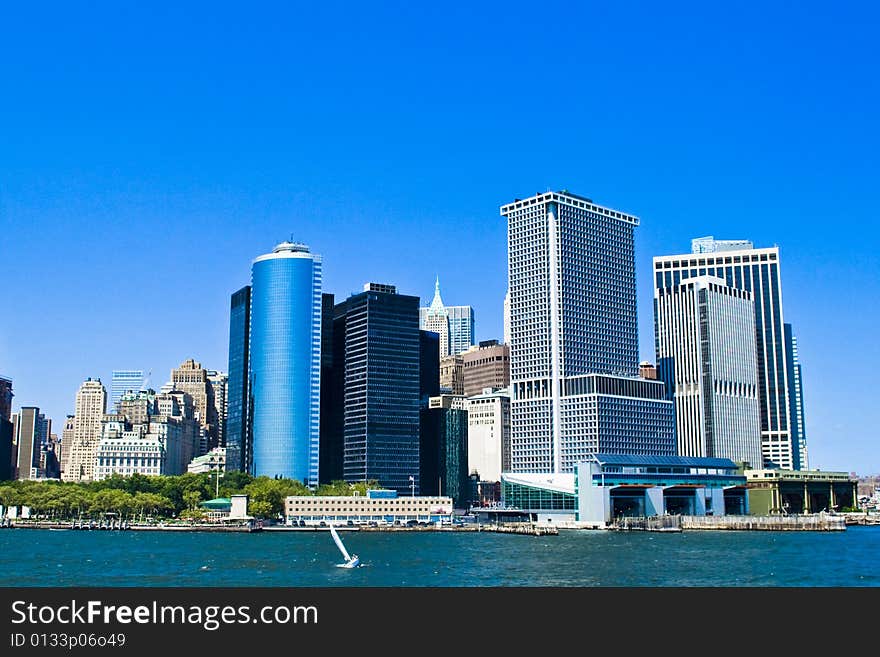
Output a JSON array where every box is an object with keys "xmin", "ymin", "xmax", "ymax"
[
  {"xmin": 501, "ymin": 190, "xmax": 674, "ymax": 474},
  {"xmin": 427, "ymin": 394, "xmax": 469, "ymax": 506},
  {"xmin": 59, "ymin": 415, "xmax": 75, "ymax": 479},
  {"xmin": 0, "ymin": 375, "xmax": 13, "ymax": 420},
  {"xmin": 13, "ymin": 407, "xmax": 40, "ymax": 480},
  {"xmin": 207, "ymin": 370, "xmax": 228, "ymax": 451},
  {"xmin": 249, "ymin": 242, "xmax": 322, "ymax": 484},
  {"xmin": 654, "ymin": 239, "xmax": 803, "ymax": 469},
  {"xmin": 785, "ymin": 324, "xmax": 809, "ymax": 470},
  {"xmin": 461, "ymin": 340, "xmax": 510, "ymax": 397},
  {"xmin": 419, "ymin": 278, "xmax": 475, "ymax": 357},
  {"xmin": 170, "ymin": 359, "xmax": 218, "ymax": 456},
  {"xmin": 654, "ymin": 276, "xmax": 762, "ymax": 467},
  {"xmin": 503, "ymin": 291, "xmax": 511, "ymax": 346},
  {"xmin": 0, "ymin": 376, "xmax": 13, "ymax": 480},
  {"xmin": 64, "ymin": 378, "xmax": 107, "ymax": 482},
  {"xmin": 331, "ymin": 283, "xmax": 421, "ymax": 494},
  {"xmin": 226, "ymin": 285, "xmax": 251, "ymax": 473},
  {"xmin": 110, "ymin": 370, "xmax": 145, "ymax": 412}
]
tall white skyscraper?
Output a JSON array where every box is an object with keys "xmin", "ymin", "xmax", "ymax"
[
  {"xmin": 502, "ymin": 191, "xmax": 674, "ymax": 475},
  {"xmin": 654, "ymin": 240, "xmax": 803, "ymax": 469},
  {"xmin": 110, "ymin": 370, "xmax": 145, "ymax": 412},
  {"xmin": 654, "ymin": 276, "xmax": 762, "ymax": 467},
  {"xmin": 503, "ymin": 290, "xmax": 511, "ymax": 346},
  {"xmin": 419, "ymin": 278, "xmax": 475, "ymax": 357},
  {"xmin": 64, "ymin": 378, "xmax": 107, "ymax": 482}
]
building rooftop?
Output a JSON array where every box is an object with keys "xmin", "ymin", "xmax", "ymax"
[
  {"xmin": 593, "ymin": 454, "xmax": 740, "ymax": 469},
  {"xmin": 500, "ymin": 190, "xmax": 639, "ymax": 226}
]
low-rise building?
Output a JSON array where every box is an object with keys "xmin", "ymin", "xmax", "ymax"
[
  {"xmin": 199, "ymin": 494, "xmax": 250, "ymax": 522},
  {"xmin": 188, "ymin": 447, "xmax": 226, "ymax": 474},
  {"xmin": 499, "ymin": 455, "xmax": 749, "ymax": 527},
  {"xmin": 745, "ymin": 468, "xmax": 858, "ymax": 515},
  {"xmin": 285, "ymin": 488, "xmax": 453, "ymax": 526}
]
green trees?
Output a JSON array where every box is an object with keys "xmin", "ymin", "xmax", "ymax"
[
  {"xmin": 244, "ymin": 476, "xmax": 310, "ymax": 519},
  {"xmin": 0, "ymin": 474, "xmax": 383, "ymax": 521}
]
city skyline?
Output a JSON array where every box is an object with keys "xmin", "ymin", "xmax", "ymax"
[{"xmin": 2, "ymin": 3, "xmax": 878, "ymax": 475}]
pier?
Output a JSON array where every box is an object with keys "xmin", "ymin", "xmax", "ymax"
[
  {"xmin": 609, "ymin": 513, "xmax": 848, "ymax": 532},
  {"xmin": 680, "ymin": 513, "xmax": 846, "ymax": 531}
]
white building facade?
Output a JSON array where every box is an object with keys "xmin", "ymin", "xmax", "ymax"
[
  {"xmin": 654, "ymin": 276, "xmax": 762, "ymax": 467},
  {"xmin": 466, "ymin": 387, "xmax": 510, "ymax": 483},
  {"xmin": 64, "ymin": 378, "xmax": 107, "ymax": 482},
  {"xmin": 653, "ymin": 241, "xmax": 803, "ymax": 469},
  {"xmin": 502, "ymin": 191, "xmax": 673, "ymax": 475}
]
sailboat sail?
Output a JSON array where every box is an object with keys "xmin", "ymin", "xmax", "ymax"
[{"xmin": 330, "ymin": 524, "xmax": 352, "ymax": 562}]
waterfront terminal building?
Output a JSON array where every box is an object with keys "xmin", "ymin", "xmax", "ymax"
[
  {"xmin": 744, "ymin": 468, "xmax": 857, "ymax": 515},
  {"xmin": 499, "ymin": 455, "xmax": 748, "ymax": 527},
  {"xmin": 285, "ymin": 489, "xmax": 454, "ymax": 526}
]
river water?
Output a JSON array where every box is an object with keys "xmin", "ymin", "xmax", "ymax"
[{"xmin": 2, "ymin": 527, "xmax": 878, "ymax": 587}]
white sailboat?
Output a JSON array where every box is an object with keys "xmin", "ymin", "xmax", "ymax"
[{"xmin": 329, "ymin": 523, "xmax": 360, "ymax": 568}]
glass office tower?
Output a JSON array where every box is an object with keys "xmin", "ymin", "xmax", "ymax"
[
  {"xmin": 333, "ymin": 284, "xmax": 421, "ymax": 494},
  {"xmin": 110, "ymin": 370, "xmax": 144, "ymax": 412},
  {"xmin": 226, "ymin": 285, "xmax": 251, "ymax": 473},
  {"xmin": 654, "ymin": 239, "xmax": 803, "ymax": 469},
  {"xmin": 249, "ymin": 242, "xmax": 322, "ymax": 485}
]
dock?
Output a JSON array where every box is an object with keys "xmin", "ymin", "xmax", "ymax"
[{"xmin": 680, "ymin": 513, "xmax": 846, "ymax": 531}]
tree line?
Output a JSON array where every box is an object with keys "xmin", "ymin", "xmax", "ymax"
[{"xmin": 0, "ymin": 473, "xmax": 380, "ymax": 521}]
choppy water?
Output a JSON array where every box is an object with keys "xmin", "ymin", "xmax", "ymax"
[{"xmin": 2, "ymin": 527, "xmax": 879, "ymax": 587}]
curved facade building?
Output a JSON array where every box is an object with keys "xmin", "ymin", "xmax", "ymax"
[{"xmin": 249, "ymin": 242, "xmax": 322, "ymax": 485}]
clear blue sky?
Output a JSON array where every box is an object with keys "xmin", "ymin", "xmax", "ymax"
[{"xmin": 2, "ymin": 2, "xmax": 878, "ymax": 473}]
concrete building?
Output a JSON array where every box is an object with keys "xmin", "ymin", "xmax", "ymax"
[
  {"xmin": 188, "ymin": 447, "xmax": 227, "ymax": 474},
  {"xmin": 110, "ymin": 370, "xmax": 145, "ymax": 412},
  {"xmin": 117, "ymin": 390, "xmax": 155, "ymax": 426},
  {"xmin": 654, "ymin": 275, "xmax": 762, "ymax": 468},
  {"xmin": 503, "ymin": 290, "xmax": 511, "ymax": 346},
  {"xmin": 13, "ymin": 407, "xmax": 41, "ymax": 480},
  {"xmin": 466, "ymin": 387, "xmax": 510, "ymax": 487},
  {"xmin": 638, "ymin": 362, "xmax": 657, "ymax": 380},
  {"xmin": 745, "ymin": 469, "xmax": 857, "ymax": 515},
  {"xmin": 285, "ymin": 488, "xmax": 453, "ymax": 526},
  {"xmin": 59, "ymin": 415, "xmax": 75, "ymax": 479},
  {"xmin": 419, "ymin": 278, "xmax": 475, "ymax": 357},
  {"xmin": 65, "ymin": 378, "xmax": 108, "ymax": 482},
  {"xmin": 502, "ymin": 191, "xmax": 674, "ymax": 475},
  {"xmin": 94, "ymin": 416, "xmax": 162, "ymax": 479},
  {"xmin": 461, "ymin": 340, "xmax": 510, "ymax": 398},
  {"xmin": 207, "ymin": 371, "xmax": 228, "ymax": 451},
  {"xmin": 439, "ymin": 354, "xmax": 464, "ymax": 395},
  {"xmin": 249, "ymin": 242, "xmax": 323, "ymax": 485},
  {"xmin": 170, "ymin": 359, "xmax": 218, "ymax": 456},
  {"xmin": 654, "ymin": 238, "xmax": 805, "ymax": 470}
]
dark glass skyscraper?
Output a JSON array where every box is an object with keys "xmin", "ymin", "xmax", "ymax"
[
  {"xmin": 226, "ymin": 285, "xmax": 251, "ymax": 473},
  {"xmin": 332, "ymin": 284, "xmax": 421, "ymax": 495},
  {"xmin": 249, "ymin": 242, "xmax": 322, "ymax": 485},
  {"xmin": 784, "ymin": 323, "xmax": 808, "ymax": 470},
  {"xmin": 318, "ymin": 292, "xmax": 342, "ymax": 484}
]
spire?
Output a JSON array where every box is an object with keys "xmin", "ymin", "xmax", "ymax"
[{"xmin": 428, "ymin": 277, "xmax": 446, "ymax": 315}]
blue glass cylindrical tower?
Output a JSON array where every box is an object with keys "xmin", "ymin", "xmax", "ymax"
[{"xmin": 249, "ymin": 242, "xmax": 322, "ymax": 485}]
